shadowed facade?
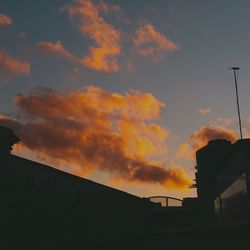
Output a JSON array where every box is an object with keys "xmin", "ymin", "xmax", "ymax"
[{"xmin": 195, "ymin": 139, "xmax": 250, "ymax": 222}]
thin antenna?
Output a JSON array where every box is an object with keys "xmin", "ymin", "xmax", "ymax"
[{"xmin": 230, "ymin": 66, "xmax": 243, "ymax": 139}]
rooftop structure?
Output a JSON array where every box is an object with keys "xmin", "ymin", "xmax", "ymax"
[
  {"xmin": 0, "ymin": 125, "xmax": 20, "ymax": 153},
  {"xmin": 194, "ymin": 138, "xmax": 250, "ymax": 222}
]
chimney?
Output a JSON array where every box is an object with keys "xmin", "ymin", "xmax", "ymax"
[{"xmin": 0, "ymin": 126, "xmax": 20, "ymax": 154}]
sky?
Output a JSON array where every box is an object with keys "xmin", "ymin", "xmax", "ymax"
[{"xmin": 1, "ymin": 0, "xmax": 250, "ymax": 199}]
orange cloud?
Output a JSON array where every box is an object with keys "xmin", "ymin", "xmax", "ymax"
[
  {"xmin": 175, "ymin": 143, "xmax": 193, "ymax": 161},
  {"xmin": 37, "ymin": 41, "xmax": 79, "ymax": 63},
  {"xmin": 97, "ymin": 0, "xmax": 121, "ymax": 14},
  {"xmin": 133, "ymin": 23, "xmax": 179, "ymax": 61},
  {"xmin": 0, "ymin": 49, "xmax": 30, "ymax": 80},
  {"xmin": 0, "ymin": 13, "xmax": 12, "ymax": 26},
  {"xmin": 189, "ymin": 125, "xmax": 237, "ymax": 153},
  {"xmin": 0, "ymin": 86, "xmax": 191, "ymax": 189},
  {"xmin": 198, "ymin": 108, "xmax": 211, "ymax": 115},
  {"xmin": 64, "ymin": 0, "xmax": 122, "ymax": 72},
  {"xmin": 0, "ymin": 114, "xmax": 21, "ymax": 131}
]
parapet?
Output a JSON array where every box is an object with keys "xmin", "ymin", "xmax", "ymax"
[{"xmin": 0, "ymin": 126, "xmax": 20, "ymax": 153}]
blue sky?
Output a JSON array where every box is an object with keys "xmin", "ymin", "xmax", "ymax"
[{"xmin": 1, "ymin": 0, "xmax": 250, "ymax": 198}]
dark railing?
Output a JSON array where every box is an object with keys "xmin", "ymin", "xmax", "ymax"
[{"xmin": 148, "ymin": 196, "xmax": 183, "ymax": 207}]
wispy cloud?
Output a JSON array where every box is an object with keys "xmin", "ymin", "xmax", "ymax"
[
  {"xmin": 0, "ymin": 13, "xmax": 12, "ymax": 26},
  {"xmin": 37, "ymin": 40, "xmax": 79, "ymax": 62},
  {"xmin": 0, "ymin": 49, "xmax": 30, "ymax": 82},
  {"xmin": 214, "ymin": 117, "xmax": 234, "ymax": 127},
  {"xmin": 97, "ymin": 0, "xmax": 121, "ymax": 14},
  {"xmin": 132, "ymin": 23, "xmax": 179, "ymax": 61},
  {"xmin": 63, "ymin": 0, "xmax": 122, "ymax": 72},
  {"xmin": 198, "ymin": 108, "xmax": 211, "ymax": 115},
  {"xmin": 0, "ymin": 13, "xmax": 30, "ymax": 83},
  {"xmin": 37, "ymin": 1, "xmax": 179, "ymax": 73}
]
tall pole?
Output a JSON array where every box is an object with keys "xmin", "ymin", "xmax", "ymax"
[{"xmin": 231, "ymin": 67, "xmax": 243, "ymax": 139}]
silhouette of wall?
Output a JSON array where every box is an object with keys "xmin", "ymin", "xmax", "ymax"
[
  {"xmin": 0, "ymin": 142, "xmax": 157, "ymax": 249},
  {"xmin": 195, "ymin": 138, "xmax": 250, "ymax": 222}
]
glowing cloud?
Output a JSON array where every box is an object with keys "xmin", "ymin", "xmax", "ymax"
[
  {"xmin": 189, "ymin": 125, "xmax": 237, "ymax": 153},
  {"xmin": 0, "ymin": 86, "xmax": 191, "ymax": 189},
  {"xmin": 133, "ymin": 23, "xmax": 179, "ymax": 61},
  {"xmin": 64, "ymin": 0, "xmax": 122, "ymax": 72},
  {"xmin": 0, "ymin": 49, "xmax": 30, "ymax": 80},
  {"xmin": 37, "ymin": 41, "xmax": 79, "ymax": 63},
  {"xmin": 0, "ymin": 13, "xmax": 12, "ymax": 26},
  {"xmin": 175, "ymin": 143, "xmax": 193, "ymax": 161}
]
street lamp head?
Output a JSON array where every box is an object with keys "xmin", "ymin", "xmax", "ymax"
[{"xmin": 230, "ymin": 66, "xmax": 240, "ymax": 70}]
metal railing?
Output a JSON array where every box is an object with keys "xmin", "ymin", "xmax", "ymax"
[{"xmin": 148, "ymin": 196, "xmax": 183, "ymax": 207}]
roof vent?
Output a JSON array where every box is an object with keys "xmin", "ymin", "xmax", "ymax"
[{"xmin": 0, "ymin": 126, "xmax": 20, "ymax": 154}]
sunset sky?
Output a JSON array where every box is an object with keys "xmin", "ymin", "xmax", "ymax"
[{"xmin": 1, "ymin": 0, "xmax": 250, "ymax": 199}]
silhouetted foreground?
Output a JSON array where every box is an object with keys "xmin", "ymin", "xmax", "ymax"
[
  {"xmin": 0, "ymin": 150, "xmax": 158, "ymax": 249},
  {"xmin": 194, "ymin": 139, "xmax": 250, "ymax": 222},
  {"xmin": 1, "ymin": 126, "xmax": 250, "ymax": 249}
]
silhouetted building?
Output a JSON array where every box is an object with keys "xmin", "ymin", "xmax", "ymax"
[
  {"xmin": 194, "ymin": 138, "xmax": 250, "ymax": 222},
  {"xmin": 2, "ymin": 125, "xmax": 250, "ymax": 249},
  {"xmin": 0, "ymin": 126, "xmax": 157, "ymax": 249}
]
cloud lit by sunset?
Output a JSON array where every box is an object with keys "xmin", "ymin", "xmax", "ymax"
[
  {"xmin": 0, "ymin": 13, "xmax": 12, "ymax": 26},
  {"xmin": 37, "ymin": 41, "xmax": 79, "ymax": 63},
  {"xmin": 0, "ymin": 49, "xmax": 30, "ymax": 81},
  {"xmin": 64, "ymin": 0, "xmax": 122, "ymax": 72},
  {"xmin": 189, "ymin": 125, "xmax": 238, "ymax": 153},
  {"xmin": 0, "ymin": 86, "xmax": 190, "ymax": 189},
  {"xmin": 133, "ymin": 23, "xmax": 179, "ymax": 61},
  {"xmin": 1, "ymin": 0, "xmax": 249, "ymax": 198}
]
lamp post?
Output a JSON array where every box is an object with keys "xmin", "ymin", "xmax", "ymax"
[{"xmin": 230, "ymin": 67, "xmax": 243, "ymax": 139}]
